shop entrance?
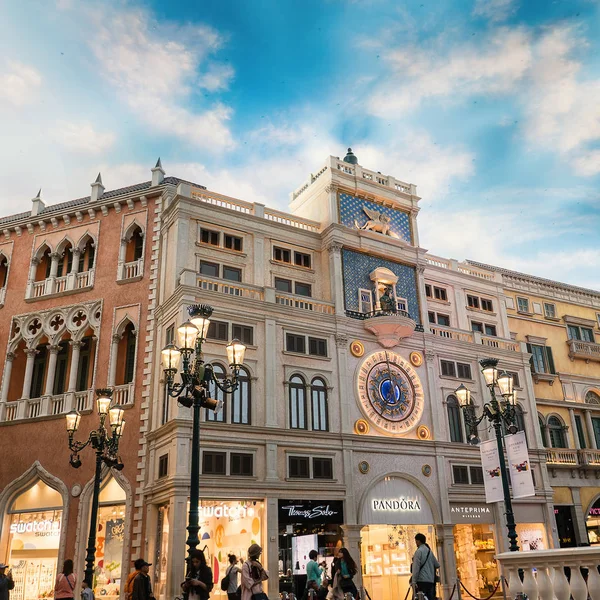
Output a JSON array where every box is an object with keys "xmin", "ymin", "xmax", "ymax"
[
  {"xmin": 586, "ymin": 498, "xmax": 600, "ymax": 545},
  {"xmin": 3, "ymin": 481, "xmax": 63, "ymax": 600},
  {"xmin": 554, "ymin": 506, "xmax": 577, "ymax": 548}
]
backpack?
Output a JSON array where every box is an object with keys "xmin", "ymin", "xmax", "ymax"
[
  {"xmin": 125, "ymin": 572, "xmax": 137, "ymax": 600},
  {"xmin": 221, "ymin": 566, "xmax": 231, "ymax": 592}
]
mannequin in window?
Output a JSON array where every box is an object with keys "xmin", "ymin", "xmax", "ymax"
[{"xmin": 379, "ymin": 287, "xmax": 395, "ymax": 312}]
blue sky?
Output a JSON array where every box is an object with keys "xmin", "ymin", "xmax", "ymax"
[{"xmin": 0, "ymin": 0, "xmax": 599, "ymax": 288}]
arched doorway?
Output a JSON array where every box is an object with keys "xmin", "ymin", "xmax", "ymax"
[
  {"xmin": 2, "ymin": 481, "xmax": 64, "ymax": 600},
  {"xmin": 586, "ymin": 496, "xmax": 600, "ymax": 546}
]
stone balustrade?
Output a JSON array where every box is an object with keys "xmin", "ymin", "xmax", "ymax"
[
  {"xmin": 568, "ymin": 338, "xmax": 600, "ymax": 362},
  {"xmin": 26, "ymin": 269, "xmax": 95, "ymax": 300},
  {"xmin": 496, "ymin": 547, "xmax": 600, "ymax": 600},
  {"xmin": 426, "ymin": 255, "xmax": 500, "ymax": 282}
]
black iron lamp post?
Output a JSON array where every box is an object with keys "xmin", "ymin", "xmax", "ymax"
[
  {"xmin": 161, "ymin": 304, "xmax": 246, "ymax": 560},
  {"xmin": 455, "ymin": 358, "xmax": 520, "ymax": 552},
  {"xmin": 65, "ymin": 389, "xmax": 125, "ymax": 586}
]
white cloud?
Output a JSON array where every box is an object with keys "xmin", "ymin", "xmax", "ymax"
[
  {"xmin": 81, "ymin": 3, "xmax": 235, "ymax": 150},
  {"xmin": 571, "ymin": 150, "xmax": 600, "ymax": 176},
  {"xmin": 473, "ymin": 0, "xmax": 518, "ymax": 23},
  {"xmin": 0, "ymin": 61, "xmax": 42, "ymax": 106},
  {"xmin": 53, "ymin": 121, "xmax": 116, "ymax": 154}
]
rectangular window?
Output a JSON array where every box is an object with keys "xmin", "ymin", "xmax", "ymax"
[
  {"xmin": 582, "ymin": 328, "xmax": 595, "ymax": 343},
  {"xmin": 313, "ymin": 457, "xmax": 333, "ymax": 480},
  {"xmin": 396, "ymin": 297, "xmax": 408, "ymax": 312},
  {"xmin": 359, "ymin": 289, "xmax": 373, "ymax": 313},
  {"xmin": 567, "ymin": 325, "xmax": 581, "ymax": 340},
  {"xmin": 165, "ymin": 324, "xmax": 175, "ymax": 344},
  {"xmin": 125, "ymin": 332, "xmax": 136, "ymax": 384},
  {"xmin": 295, "ymin": 282, "xmax": 312, "ymax": 297},
  {"xmin": 452, "ymin": 465, "xmax": 470, "ymax": 485},
  {"xmin": 470, "ymin": 466, "xmax": 484, "ymax": 485},
  {"xmin": 200, "ymin": 229, "xmax": 220, "ymax": 246},
  {"xmin": 286, "ymin": 333, "xmax": 306, "ymax": 354},
  {"xmin": 437, "ymin": 314, "xmax": 450, "ymax": 327},
  {"xmin": 274, "ymin": 247, "xmax": 291, "ymax": 263},
  {"xmin": 158, "ymin": 454, "xmax": 168, "ymax": 478},
  {"xmin": 528, "ymin": 344, "xmax": 555, "ymax": 374},
  {"xmin": 440, "ymin": 360, "xmax": 456, "ymax": 378},
  {"xmin": 471, "ymin": 322, "xmax": 483, "ymax": 333},
  {"xmin": 222, "ymin": 265, "xmax": 242, "ymax": 282},
  {"xmin": 200, "ymin": 261, "xmax": 219, "ymax": 278},
  {"xmin": 275, "ymin": 277, "xmax": 292, "ymax": 293},
  {"xmin": 481, "ymin": 298, "xmax": 493, "ymax": 312},
  {"xmin": 224, "ymin": 234, "xmax": 243, "ymax": 252},
  {"xmin": 308, "ymin": 337, "xmax": 327, "ymax": 357},
  {"xmin": 434, "ymin": 287, "xmax": 448, "ymax": 301},
  {"xmin": 456, "ymin": 362, "xmax": 472, "ymax": 380},
  {"xmin": 289, "ymin": 456, "xmax": 310, "ymax": 479},
  {"xmin": 425, "ymin": 284, "xmax": 432, "ymax": 298},
  {"xmin": 232, "ymin": 324, "xmax": 254, "ymax": 346},
  {"xmin": 517, "ymin": 297, "xmax": 530, "ymax": 313},
  {"xmin": 208, "ymin": 320, "xmax": 229, "ymax": 341},
  {"xmin": 428, "ymin": 311, "xmax": 436, "ymax": 324},
  {"xmin": 575, "ymin": 415, "xmax": 587, "ymax": 449},
  {"xmin": 507, "ymin": 371, "xmax": 520, "ymax": 388},
  {"xmin": 544, "ymin": 303, "xmax": 556, "ymax": 318},
  {"xmin": 294, "ymin": 251, "xmax": 311, "ymax": 268},
  {"xmin": 202, "ymin": 451, "xmax": 226, "ymax": 475},
  {"xmin": 484, "ymin": 324, "xmax": 497, "ymax": 336},
  {"xmin": 467, "ymin": 295, "xmax": 480, "ymax": 309},
  {"xmin": 230, "ymin": 453, "xmax": 253, "ymax": 476}
]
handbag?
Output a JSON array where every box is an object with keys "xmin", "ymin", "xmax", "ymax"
[
  {"xmin": 339, "ymin": 578, "xmax": 354, "ymax": 593},
  {"xmin": 221, "ymin": 566, "xmax": 231, "ymax": 592}
]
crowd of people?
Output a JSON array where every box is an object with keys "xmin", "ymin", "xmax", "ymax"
[{"xmin": 0, "ymin": 533, "xmax": 439, "ymax": 600}]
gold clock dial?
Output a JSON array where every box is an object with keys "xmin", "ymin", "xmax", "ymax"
[{"xmin": 357, "ymin": 350, "xmax": 424, "ymax": 435}]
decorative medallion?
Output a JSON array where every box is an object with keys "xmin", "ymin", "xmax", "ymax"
[
  {"xmin": 417, "ymin": 425, "xmax": 431, "ymax": 440},
  {"xmin": 354, "ymin": 419, "xmax": 370, "ymax": 435},
  {"xmin": 358, "ymin": 461, "xmax": 370, "ymax": 474},
  {"xmin": 422, "ymin": 465, "xmax": 432, "ymax": 477},
  {"xmin": 71, "ymin": 483, "xmax": 82, "ymax": 498},
  {"xmin": 356, "ymin": 350, "xmax": 424, "ymax": 435},
  {"xmin": 350, "ymin": 340, "xmax": 365, "ymax": 357},
  {"xmin": 410, "ymin": 351, "xmax": 423, "ymax": 367}
]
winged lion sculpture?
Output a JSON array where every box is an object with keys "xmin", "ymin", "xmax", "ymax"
[{"xmin": 354, "ymin": 206, "xmax": 400, "ymax": 239}]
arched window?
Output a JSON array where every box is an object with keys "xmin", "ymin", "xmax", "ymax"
[
  {"xmin": 514, "ymin": 404, "xmax": 526, "ymax": 437},
  {"xmin": 125, "ymin": 226, "xmax": 144, "ymax": 262},
  {"xmin": 36, "ymin": 246, "xmax": 52, "ymax": 281},
  {"xmin": 447, "ymin": 395, "xmax": 464, "ymax": 443},
  {"xmin": 548, "ymin": 416, "xmax": 567, "ymax": 448},
  {"xmin": 78, "ymin": 237, "xmax": 95, "ymax": 272},
  {"xmin": 289, "ymin": 375, "xmax": 307, "ymax": 429},
  {"xmin": 538, "ymin": 414, "xmax": 548, "ymax": 447},
  {"xmin": 206, "ymin": 364, "xmax": 226, "ymax": 423},
  {"xmin": 56, "ymin": 243, "xmax": 73, "ymax": 277},
  {"xmin": 585, "ymin": 391, "xmax": 600, "ymax": 405},
  {"xmin": 311, "ymin": 377, "xmax": 329, "ymax": 431},
  {"xmin": 231, "ymin": 366, "xmax": 250, "ymax": 425},
  {"xmin": 0, "ymin": 254, "xmax": 9, "ymax": 287}
]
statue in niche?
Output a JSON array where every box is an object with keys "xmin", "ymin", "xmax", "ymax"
[
  {"xmin": 379, "ymin": 286, "xmax": 396, "ymax": 312},
  {"xmin": 355, "ymin": 206, "xmax": 400, "ymax": 239}
]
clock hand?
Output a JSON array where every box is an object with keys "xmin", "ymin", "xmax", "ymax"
[{"xmin": 385, "ymin": 352, "xmax": 395, "ymax": 401}]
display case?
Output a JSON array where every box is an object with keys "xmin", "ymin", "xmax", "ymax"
[{"xmin": 454, "ymin": 525, "xmax": 500, "ymax": 597}]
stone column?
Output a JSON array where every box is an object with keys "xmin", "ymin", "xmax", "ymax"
[
  {"xmin": 424, "ymin": 350, "xmax": 443, "ymax": 439},
  {"xmin": 43, "ymin": 345, "xmax": 60, "ymax": 396},
  {"xmin": 26, "ymin": 258, "xmax": 40, "ymax": 297},
  {"xmin": 341, "ymin": 525, "xmax": 363, "ymax": 589},
  {"xmin": 327, "ymin": 242, "xmax": 345, "ymax": 314},
  {"xmin": 416, "ymin": 266, "xmax": 429, "ymax": 328},
  {"xmin": 167, "ymin": 494, "xmax": 189, "ymax": 600},
  {"xmin": 264, "ymin": 318, "xmax": 277, "ymax": 427},
  {"xmin": 21, "ymin": 348, "xmax": 38, "ymax": 400},
  {"xmin": 335, "ymin": 334, "xmax": 351, "ymax": 434},
  {"xmin": 46, "ymin": 252, "xmax": 61, "ymax": 294},
  {"xmin": 71, "ymin": 248, "xmax": 81, "ymax": 274},
  {"xmin": 266, "ymin": 497, "xmax": 279, "ymax": 600},
  {"xmin": 1, "ymin": 351, "xmax": 15, "ymax": 401},
  {"xmin": 67, "ymin": 341, "xmax": 83, "ymax": 392},
  {"xmin": 569, "ymin": 408, "xmax": 580, "ymax": 449},
  {"xmin": 571, "ymin": 488, "xmax": 589, "ymax": 546},
  {"xmin": 585, "ymin": 410, "xmax": 597, "ymax": 450},
  {"xmin": 108, "ymin": 334, "xmax": 121, "ymax": 387},
  {"xmin": 435, "ymin": 524, "xmax": 457, "ymax": 599},
  {"xmin": 117, "ymin": 238, "xmax": 128, "ymax": 279}
]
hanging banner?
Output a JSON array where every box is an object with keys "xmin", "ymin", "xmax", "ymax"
[
  {"xmin": 505, "ymin": 431, "xmax": 535, "ymax": 499},
  {"xmin": 480, "ymin": 439, "xmax": 504, "ymax": 504}
]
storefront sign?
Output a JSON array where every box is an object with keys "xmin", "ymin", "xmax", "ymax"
[
  {"xmin": 480, "ymin": 439, "xmax": 504, "ymax": 504},
  {"xmin": 10, "ymin": 519, "xmax": 61, "ymax": 535},
  {"xmin": 505, "ymin": 431, "xmax": 535, "ymax": 499},
  {"xmin": 588, "ymin": 498, "xmax": 600, "ymax": 517},
  {"xmin": 360, "ymin": 477, "xmax": 434, "ymax": 525},
  {"xmin": 278, "ymin": 500, "xmax": 344, "ymax": 525},
  {"xmin": 199, "ymin": 503, "xmax": 249, "ymax": 519},
  {"xmin": 450, "ymin": 504, "xmax": 494, "ymax": 523}
]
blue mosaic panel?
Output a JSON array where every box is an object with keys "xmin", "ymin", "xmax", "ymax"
[
  {"xmin": 342, "ymin": 249, "xmax": 420, "ymax": 323},
  {"xmin": 339, "ymin": 193, "xmax": 412, "ymax": 244}
]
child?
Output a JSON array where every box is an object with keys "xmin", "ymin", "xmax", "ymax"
[{"xmin": 81, "ymin": 580, "xmax": 94, "ymax": 600}]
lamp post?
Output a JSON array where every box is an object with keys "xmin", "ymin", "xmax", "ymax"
[
  {"xmin": 455, "ymin": 358, "xmax": 520, "ymax": 552},
  {"xmin": 161, "ymin": 304, "xmax": 246, "ymax": 560},
  {"xmin": 65, "ymin": 389, "xmax": 125, "ymax": 586}
]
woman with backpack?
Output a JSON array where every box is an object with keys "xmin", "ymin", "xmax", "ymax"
[
  {"xmin": 241, "ymin": 544, "xmax": 268, "ymax": 600},
  {"xmin": 411, "ymin": 533, "xmax": 440, "ymax": 600},
  {"xmin": 222, "ymin": 554, "xmax": 241, "ymax": 600},
  {"xmin": 53, "ymin": 560, "xmax": 76, "ymax": 600}
]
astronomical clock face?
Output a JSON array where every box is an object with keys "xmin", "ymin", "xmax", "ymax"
[{"xmin": 357, "ymin": 350, "xmax": 424, "ymax": 435}]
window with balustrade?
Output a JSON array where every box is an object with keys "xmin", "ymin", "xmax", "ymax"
[
  {"xmin": 118, "ymin": 222, "xmax": 145, "ymax": 281},
  {"xmin": 547, "ymin": 416, "xmax": 568, "ymax": 449}
]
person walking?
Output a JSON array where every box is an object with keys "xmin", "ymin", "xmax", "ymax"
[
  {"xmin": 181, "ymin": 549, "xmax": 213, "ymax": 600},
  {"xmin": 225, "ymin": 555, "xmax": 241, "ymax": 600},
  {"xmin": 54, "ymin": 560, "xmax": 76, "ymax": 600},
  {"xmin": 0, "ymin": 564, "xmax": 15, "ymax": 600},
  {"xmin": 132, "ymin": 559, "xmax": 154, "ymax": 600},
  {"xmin": 411, "ymin": 533, "xmax": 440, "ymax": 600},
  {"xmin": 330, "ymin": 548, "xmax": 357, "ymax": 599},
  {"xmin": 306, "ymin": 551, "xmax": 325, "ymax": 587},
  {"xmin": 80, "ymin": 580, "xmax": 94, "ymax": 600},
  {"xmin": 241, "ymin": 544, "xmax": 268, "ymax": 600}
]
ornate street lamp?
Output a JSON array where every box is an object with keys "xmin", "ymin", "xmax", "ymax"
[
  {"xmin": 455, "ymin": 358, "xmax": 520, "ymax": 552},
  {"xmin": 65, "ymin": 389, "xmax": 125, "ymax": 585},
  {"xmin": 161, "ymin": 304, "xmax": 246, "ymax": 559}
]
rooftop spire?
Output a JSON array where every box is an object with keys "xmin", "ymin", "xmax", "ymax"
[
  {"xmin": 151, "ymin": 157, "xmax": 165, "ymax": 186},
  {"xmin": 90, "ymin": 172, "xmax": 105, "ymax": 202},
  {"xmin": 31, "ymin": 188, "xmax": 45, "ymax": 216}
]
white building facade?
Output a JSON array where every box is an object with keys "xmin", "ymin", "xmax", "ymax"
[{"xmin": 141, "ymin": 153, "xmax": 556, "ymax": 600}]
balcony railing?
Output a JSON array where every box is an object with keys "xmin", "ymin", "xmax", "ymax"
[
  {"xmin": 496, "ymin": 547, "xmax": 600, "ymax": 600},
  {"xmin": 546, "ymin": 448, "xmax": 579, "ymax": 465},
  {"xmin": 117, "ymin": 259, "xmax": 143, "ymax": 281},
  {"xmin": 0, "ymin": 390, "xmax": 94, "ymax": 423},
  {"xmin": 568, "ymin": 339, "xmax": 600, "ymax": 362},
  {"xmin": 27, "ymin": 269, "xmax": 95, "ymax": 300},
  {"xmin": 430, "ymin": 325, "xmax": 474, "ymax": 343},
  {"xmin": 112, "ymin": 383, "xmax": 134, "ymax": 407},
  {"xmin": 197, "ymin": 275, "xmax": 264, "ymax": 301},
  {"xmin": 275, "ymin": 293, "xmax": 335, "ymax": 314},
  {"xmin": 580, "ymin": 449, "xmax": 600, "ymax": 466},
  {"xmin": 481, "ymin": 335, "xmax": 519, "ymax": 352},
  {"xmin": 32, "ymin": 280, "xmax": 46, "ymax": 298},
  {"xmin": 346, "ymin": 308, "xmax": 413, "ymax": 320}
]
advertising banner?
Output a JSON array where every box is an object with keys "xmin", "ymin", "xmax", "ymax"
[
  {"xmin": 505, "ymin": 431, "xmax": 536, "ymax": 499},
  {"xmin": 480, "ymin": 439, "xmax": 504, "ymax": 504}
]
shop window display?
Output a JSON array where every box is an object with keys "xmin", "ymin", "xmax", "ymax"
[
  {"xmin": 586, "ymin": 498, "xmax": 600, "ymax": 545},
  {"xmin": 154, "ymin": 506, "xmax": 170, "ymax": 600},
  {"xmin": 4, "ymin": 482, "xmax": 63, "ymax": 600},
  {"xmin": 360, "ymin": 525, "xmax": 436, "ymax": 600},
  {"xmin": 515, "ymin": 524, "xmax": 547, "ymax": 551},
  {"xmin": 197, "ymin": 500, "xmax": 264, "ymax": 597},
  {"xmin": 454, "ymin": 525, "xmax": 500, "ymax": 597}
]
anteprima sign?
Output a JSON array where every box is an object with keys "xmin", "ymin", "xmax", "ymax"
[{"xmin": 372, "ymin": 498, "xmax": 421, "ymax": 512}]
